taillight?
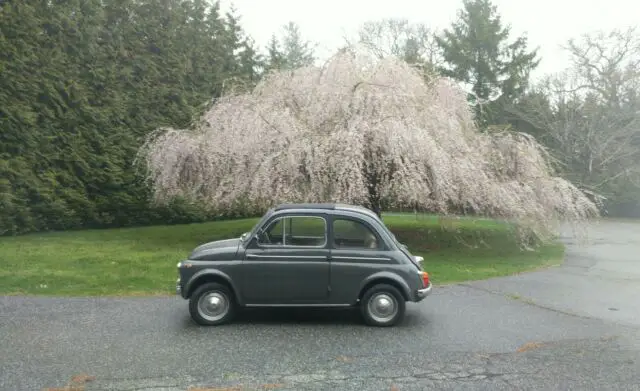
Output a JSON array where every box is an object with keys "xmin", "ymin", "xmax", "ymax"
[{"xmin": 420, "ymin": 271, "xmax": 430, "ymax": 287}]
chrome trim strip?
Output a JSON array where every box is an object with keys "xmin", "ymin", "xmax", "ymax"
[
  {"xmin": 331, "ymin": 256, "xmax": 391, "ymax": 261},
  {"xmin": 257, "ymin": 243, "xmax": 328, "ymax": 249},
  {"xmin": 246, "ymin": 254, "xmax": 328, "ymax": 260}
]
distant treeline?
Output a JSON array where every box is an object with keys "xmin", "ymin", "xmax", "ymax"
[{"xmin": 2, "ymin": 0, "xmax": 638, "ymax": 236}]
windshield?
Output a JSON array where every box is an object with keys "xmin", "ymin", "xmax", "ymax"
[{"xmin": 242, "ymin": 208, "xmax": 274, "ymax": 243}]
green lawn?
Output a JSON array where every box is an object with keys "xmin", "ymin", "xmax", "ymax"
[{"xmin": 0, "ymin": 214, "xmax": 564, "ymax": 296}]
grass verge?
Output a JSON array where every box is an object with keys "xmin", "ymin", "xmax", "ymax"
[{"xmin": 0, "ymin": 214, "xmax": 564, "ymax": 296}]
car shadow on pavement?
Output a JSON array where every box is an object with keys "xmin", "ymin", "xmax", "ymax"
[
  {"xmin": 235, "ymin": 307, "xmax": 362, "ymax": 325},
  {"xmin": 179, "ymin": 306, "xmax": 427, "ymax": 328}
]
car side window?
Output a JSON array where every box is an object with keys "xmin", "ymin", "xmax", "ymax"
[
  {"xmin": 332, "ymin": 218, "xmax": 380, "ymax": 249},
  {"xmin": 257, "ymin": 215, "xmax": 326, "ymax": 247}
]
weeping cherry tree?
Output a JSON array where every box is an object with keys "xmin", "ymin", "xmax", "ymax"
[{"xmin": 136, "ymin": 47, "xmax": 599, "ymax": 245}]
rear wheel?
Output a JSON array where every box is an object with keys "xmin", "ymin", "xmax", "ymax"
[
  {"xmin": 360, "ymin": 284, "xmax": 406, "ymax": 327},
  {"xmin": 189, "ymin": 282, "xmax": 236, "ymax": 326}
]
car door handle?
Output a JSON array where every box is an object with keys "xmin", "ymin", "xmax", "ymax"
[{"xmin": 246, "ymin": 254, "xmax": 259, "ymax": 259}]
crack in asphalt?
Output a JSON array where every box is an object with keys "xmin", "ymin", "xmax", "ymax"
[
  {"xmin": 458, "ymin": 282, "xmax": 606, "ymax": 322},
  {"xmin": 81, "ymin": 362, "xmax": 552, "ymax": 390},
  {"xmin": 83, "ymin": 372, "xmax": 527, "ymax": 391}
]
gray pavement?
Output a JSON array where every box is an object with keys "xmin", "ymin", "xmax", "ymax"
[
  {"xmin": 467, "ymin": 219, "xmax": 640, "ymax": 327},
  {"xmin": 2, "ymin": 220, "xmax": 640, "ymax": 391}
]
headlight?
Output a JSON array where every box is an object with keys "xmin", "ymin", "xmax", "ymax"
[{"xmin": 177, "ymin": 261, "xmax": 192, "ymax": 268}]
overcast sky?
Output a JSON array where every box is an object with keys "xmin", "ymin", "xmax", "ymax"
[{"xmin": 219, "ymin": 0, "xmax": 638, "ymax": 80}]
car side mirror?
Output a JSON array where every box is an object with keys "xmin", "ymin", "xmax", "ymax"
[
  {"xmin": 240, "ymin": 232, "xmax": 249, "ymax": 241},
  {"xmin": 243, "ymin": 233, "xmax": 260, "ymax": 248}
]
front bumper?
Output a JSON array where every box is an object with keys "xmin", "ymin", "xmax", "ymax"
[
  {"xmin": 414, "ymin": 282, "xmax": 433, "ymax": 302},
  {"xmin": 176, "ymin": 261, "xmax": 186, "ymax": 298},
  {"xmin": 176, "ymin": 277, "xmax": 182, "ymax": 295}
]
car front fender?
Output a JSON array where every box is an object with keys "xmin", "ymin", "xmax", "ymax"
[{"xmin": 184, "ymin": 268, "xmax": 243, "ymax": 304}]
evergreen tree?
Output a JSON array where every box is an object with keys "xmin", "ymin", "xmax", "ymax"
[
  {"xmin": 221, "ymin": 6, "xmax": 262, "ymax": 89},
  {"xmin": 264, "ymin": 21, "xmax": 316, "ymax": 71},
  {"xmin": 0, "ymin": 0, "xmax": 261, "ymax": 235},
  {"xmin": 265, "ymin": 35, "xmax": 286, "ymax": 71},
  {"xmin": 435, "ymin": 0, "xmax": 540, "ymax": 127}
]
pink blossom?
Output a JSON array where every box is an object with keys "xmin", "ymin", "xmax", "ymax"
[{"xmin": 135, "ymin": 47, "xmax": 599, "ymax": 244}]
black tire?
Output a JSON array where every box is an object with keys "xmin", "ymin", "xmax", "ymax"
[
  {"xmin": 360, "ymin": 283, "xmax": 406, "ymax": 327},
  {"xmin": 189, "ymin": 282, "xmax": 236, "ymax": 326}
]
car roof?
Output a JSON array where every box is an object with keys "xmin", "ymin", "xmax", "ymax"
[
  {"xmin": 274, "ymin": 203, "xmax": 336, "ymax": 211},
  {"xmin": 273, "ymin": 202, "xmax": 380, "ymax": 220}
]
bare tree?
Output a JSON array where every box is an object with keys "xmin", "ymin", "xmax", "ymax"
[
  {"xmin": 564, "ymin": 27, "xmax": 640, "ymax": 109},
  {"xmin": 354, "ymin": 18, "xmax": 442, "ymax": 72},
  {"xmin": 509, "ymin": 28, "xmax": 640, "ymax": 199},
  {"xmin": 136, "ymin": 47, "xmax": 598, "ymax": 245}
]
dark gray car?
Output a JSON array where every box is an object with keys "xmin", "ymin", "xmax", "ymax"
[{"xmin": 176, "ymin": 203, "xmax": 432, "ymax": 327}]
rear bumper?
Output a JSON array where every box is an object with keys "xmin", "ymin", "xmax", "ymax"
[{"xmin": 414, "ymin": 282, "xmax": 433, "ymax": 302}]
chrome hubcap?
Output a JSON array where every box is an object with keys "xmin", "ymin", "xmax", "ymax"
[
  {"xmin": 368, "ymin": 293, "xmax": 398, "ymax": 323},
  {"xmin": 197, "ymin": 291, "xmax": 229, "ymax": 322}
]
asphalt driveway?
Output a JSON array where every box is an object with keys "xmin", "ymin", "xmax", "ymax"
[
  {"xmin": 1, "ymin": 220, "xmax": 640, "ymax": 391},
  {"xmin": 467, "ymin": 219, "xmax": 640, "ymax": 327}
]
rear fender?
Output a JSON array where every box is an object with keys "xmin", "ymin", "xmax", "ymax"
[{"xmin": 357, "ymin": 271, "xmax": 411, "ymax": 302}]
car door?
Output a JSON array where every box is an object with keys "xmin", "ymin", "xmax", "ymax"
[
  {"xmin": 328, "ymin": 214, "xmax": 394, "ymax": 304},
  {"xmin": 241, "ymin": 213, "xmax": 331, "ymax": 305}
]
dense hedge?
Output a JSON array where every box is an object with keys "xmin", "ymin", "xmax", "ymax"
[{"xmin": 0, "ymin": 0, "xmax": 260, "ymax": 235}]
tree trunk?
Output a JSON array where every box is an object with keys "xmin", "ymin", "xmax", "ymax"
[
  {"xmin": 370, "ymin": 201, "xmax": 382, "ymax": 218},
  {"xmin": 365, "ymin": 174, "xmax": 383, "ymax": 218}
]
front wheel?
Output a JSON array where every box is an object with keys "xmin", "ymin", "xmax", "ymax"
[
  {"xmin": 189, "ymin": 282, "xmax": 236, "ymax": 326},
  {"xmin": 360, "ymin": 284, "xmax": 406, "ymax": 327}
]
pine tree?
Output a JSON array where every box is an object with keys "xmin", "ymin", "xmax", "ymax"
[
  {"xmin": 265, "ymin": 35, "xmax": 286, "ymax": 71},
  {"xmin": 264, "ymin": 21, "xmax": 316, "ymax": 71},
  {"xmin": 435, "ymin": 0, "xmax": 539, "ymax": 127}
]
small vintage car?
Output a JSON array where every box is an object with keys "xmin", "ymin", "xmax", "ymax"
[{"xmin": 176, "ymin": 203, "xmax": 432, "ymax": 327}]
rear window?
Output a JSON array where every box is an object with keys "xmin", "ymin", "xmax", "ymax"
[{"xmin": 332, "ymin": 218, "xmax": 380, "ymax": 249}]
